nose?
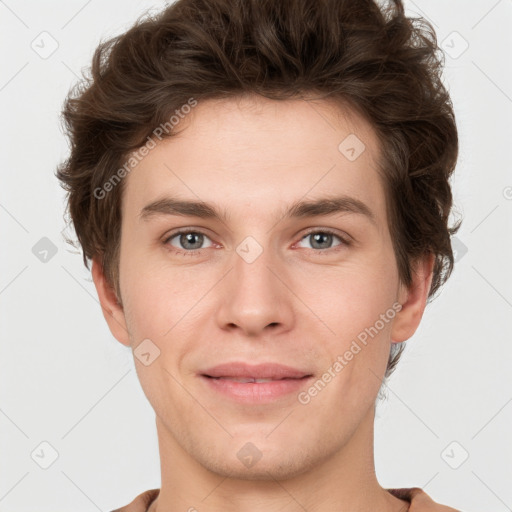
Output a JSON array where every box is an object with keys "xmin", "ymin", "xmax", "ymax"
[{"xmin": 215, "ymin": 242, "xmax": 295, "ymax": 337}]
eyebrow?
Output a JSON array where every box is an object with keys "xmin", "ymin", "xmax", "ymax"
[{"xmin": 139, "ymin": 194, "xmax": 377, "ymax": 226}]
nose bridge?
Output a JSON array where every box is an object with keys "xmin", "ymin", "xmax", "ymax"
[
  {"xmin": 232, "ymin": 236, "xmax": 280, "ymax": 309},
  {"xmin": 235, "ymin": 236, "xmax": 275, "ymax": 293}
]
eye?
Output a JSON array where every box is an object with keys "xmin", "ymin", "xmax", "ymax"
[
  {"xmin": 164, "ymin": 230, "xmax": 213, "ymax": 255},
  {"xmin": 162, "ymin": 228, "xmax": 351, "ymax": 257},
  {"xmin": 295, "ymin": 229, "xmax": 350, "ymax": 252}
]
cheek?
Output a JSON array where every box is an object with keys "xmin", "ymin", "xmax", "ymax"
[
  {"xmin": 297, "ymin": 259, "xmax": 398, "ymax": 332},
  {"xmin": 296, "ymin": 263, "xmax": 398, "ymax": 392},
  {"xmin": 120, "ymin": 252, "xmax": 204, "ymax": 336}
]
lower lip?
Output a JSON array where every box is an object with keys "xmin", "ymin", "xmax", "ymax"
[{"xmin": 200, "ymin": 375, "xmax": 313, "ymax": 404}]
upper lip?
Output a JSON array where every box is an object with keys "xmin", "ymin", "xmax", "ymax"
[{"xmin": 200, "ymin": 362, "xmax": 312, "ymax": 380}]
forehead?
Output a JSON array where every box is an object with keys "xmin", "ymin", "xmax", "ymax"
[{"xmin": 121, "ymin": 95, "xmax": 386, "ymax": 227}]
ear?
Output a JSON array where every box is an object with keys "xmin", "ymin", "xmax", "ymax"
[
  {"xmin": 91, "ymin": 257, "xmax": 130, "ymax": 347},
  {"xmin": 391, "ymin": 253, "xmax": 435, "ymax": 343}
]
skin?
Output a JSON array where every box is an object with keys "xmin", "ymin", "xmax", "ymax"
[{"xmin": 92, "ymin": 94, "xmax": 433, "ymax": 512}]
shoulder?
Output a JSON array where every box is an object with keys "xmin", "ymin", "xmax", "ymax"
[
  {"xmin": 387, "ymin": 487, "xmax": 461, "ymax": 511},
  {"xmin": 110, "ymin": 489, "xmax": 160, "ymax": 512}
]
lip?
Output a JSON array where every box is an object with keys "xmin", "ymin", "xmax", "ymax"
[
  {"xmin": 199, "ymin": 362, "xmax": 313, "ymax": 404},
  {"xmin": 200, "ymin": 362, "xmax": 312, "ymax": 380}
]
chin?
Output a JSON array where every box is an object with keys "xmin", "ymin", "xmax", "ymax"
[
  {"xmin": 198, "ymin": 440, "xmax": 321, "ymax": 482},
  {"xmin": 205, "ymin": 458, "xmax": 315, "ymax": 482}
]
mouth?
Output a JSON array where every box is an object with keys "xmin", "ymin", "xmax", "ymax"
[
  {"xmin": 199, "ymin": 361, "xmax": 313, "ymax": 381},
  {"xmin": 202, "ymin": 375, "xmax": 312, "ymax": 383},
  {"xmin": 198, "ymin": 363, "xmax": 314, "ymax": 403}
]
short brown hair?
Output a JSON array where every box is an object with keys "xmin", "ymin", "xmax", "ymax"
[{"xmin": 56, "ymin": 0, "xmax": 461, "ymax": 379}]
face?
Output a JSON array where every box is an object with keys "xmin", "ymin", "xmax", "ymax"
[{"xmin": 94, "ymin": 95, "xmax": 431, "ymax": 480}]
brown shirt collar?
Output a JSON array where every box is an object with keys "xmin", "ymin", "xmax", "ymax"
[{"xmin": 111, "ymin": 487, "xmax": 461, "ymax": 512}]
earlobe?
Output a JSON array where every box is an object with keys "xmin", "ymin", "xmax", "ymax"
[
  {"xmin": 91, "ymin": 257, "xmax": 131, "ymax": 347},
  {"xmin": 391, "ymin": 253, "xmax": 435, "ymax": 344}
]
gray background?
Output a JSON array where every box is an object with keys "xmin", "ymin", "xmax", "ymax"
[{"xmin": 1, "ymin": 0, "xmax": 511, "ymax": 511}]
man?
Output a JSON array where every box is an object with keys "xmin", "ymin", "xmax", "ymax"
[{"xmin": 56, "ymin": 0, "xmax": 462, "ymax": 510}]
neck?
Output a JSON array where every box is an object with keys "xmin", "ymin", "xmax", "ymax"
[{"xmin": 149, "ymin": 404, "xmax": 409, "ymax": 512}]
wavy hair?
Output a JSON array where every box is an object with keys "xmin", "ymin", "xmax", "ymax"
[{"xmin": 56, "ymin": 0, "xmax": 461, "ymax": 380}]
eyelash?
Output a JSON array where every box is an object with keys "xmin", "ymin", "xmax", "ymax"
[{"xmin": 162, "ymin": 228, "xmax": 352, "ymax": 257}]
